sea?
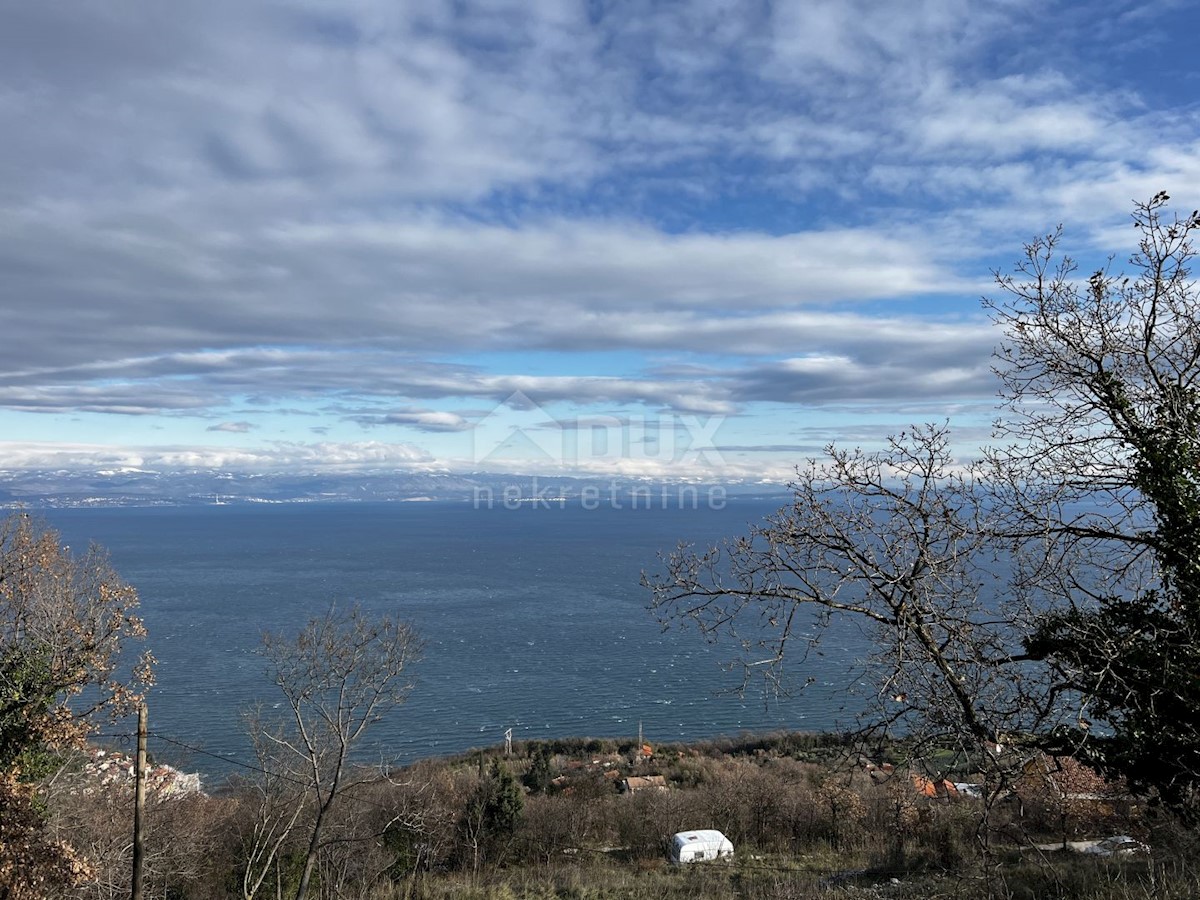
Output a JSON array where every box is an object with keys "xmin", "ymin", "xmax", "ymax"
[{"xmin": 43, "ymin": 499, "xmax": 871, "ymax": 779}]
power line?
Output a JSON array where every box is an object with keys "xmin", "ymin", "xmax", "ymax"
[
  {"xmin": 85, "ymin": 728, "xmax": 430, "ymax": 814},
  {"xmin": 148, "ymin": 731, "xmax": 428, "ymax": 814},
  {"xmin": 149, "ymin": 732, "xmax": 303, "ymax": 785}
]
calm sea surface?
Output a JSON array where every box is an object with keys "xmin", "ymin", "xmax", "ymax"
[{"xmin": 44, "ymin": 501, "xmax": 870, "ymax": 777}]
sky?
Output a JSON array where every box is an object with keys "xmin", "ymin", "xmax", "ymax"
[{"xmin": 3, "ymin": 0, "xmax": 1200, "ymax": 483}]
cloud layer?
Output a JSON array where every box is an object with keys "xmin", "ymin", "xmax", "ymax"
[{"xmin": 3, "ymin": 0, "xmax": 1199, "ymax": 477}]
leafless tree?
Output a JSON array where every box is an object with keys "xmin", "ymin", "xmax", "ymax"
[
  {"xmin": 987, "ymin": 192, "xmax": 1200, "ymax": 589},
  {"xmin": 243, "ymin": 604, "xmax": 422, "ymax": 900},
  {"xmin": 236, "ymin": 711, "xmax": 309, "ymax": 900},
  {"xmin": 649, "ymin": 193, "xmax": 1200, "ymax": 829},
  {"xmin": 45, "ymin": 778, "xmax": 225, "ymax": 900},
  {"xmin": 646, "ymin": 424, "xmax": 1073, "ymax": 855}
]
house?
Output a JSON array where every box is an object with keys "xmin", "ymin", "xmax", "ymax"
[
  {"xmin": 78, "ymin": 747, "xmax": 203, "ymax": 798},
  {"xmin": 911, "ymin": 774, "xmax": 959, "ymax": 800},
  {"xmin": 619, "ymin": 774, "xmax": 668, "ymax": 794},
  {"xmin": 1011, "ymin": 753, "xmax": 1135, "ymax": 832}
]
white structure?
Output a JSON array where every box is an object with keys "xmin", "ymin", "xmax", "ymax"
[{"xmin": 669, "ymin": 829, "xmax": 734, "ymax": 864}]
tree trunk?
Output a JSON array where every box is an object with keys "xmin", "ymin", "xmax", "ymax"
[{"xmin": 294, "ymin": 761, "xmax": 343, "ymax": 900}]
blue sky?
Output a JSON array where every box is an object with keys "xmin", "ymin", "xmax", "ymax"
[{"xmin": 3, "ymin": 0, "xmax": 1199, "ymax": 482}]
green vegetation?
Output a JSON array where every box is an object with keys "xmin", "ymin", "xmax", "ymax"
[{"xmin": 988, "ymin": 194, "xmax": 1200, "ymax": 815}]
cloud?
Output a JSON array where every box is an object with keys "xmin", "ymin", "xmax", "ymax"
[
  {"xmin": 348, "ymin": 408, "xmax": 472, "ymax": 432},
  {"xmin": 912, "ymin": 74, "xmax": 1109, "ymax": 156},
  {"xmin": 0, "ymin": 440, "xmax": 435, "ymax": 474},
  {"xmin": 0, "ymin": 438, "xmax": 806, "ymax": 484},
  {"xmin": 0, "ymin": 307, "xmax": 996, "ymax": 418},
  {"xmin": 0, "ymin": 212, "xmax": 973, "ymax": 381},
  {"xmin": 3, "ymin": 0, "xmax": 1200, "ymax": 478}
]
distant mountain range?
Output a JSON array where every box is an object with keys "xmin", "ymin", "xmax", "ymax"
[{"xmin": 0, "ymin": 467, "xmax": 791, "ymax": 508}]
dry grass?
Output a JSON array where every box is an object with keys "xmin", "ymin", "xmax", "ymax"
[
  {"xmin": 376, "ymin": 853, "xmax": 1200, "ymax": 900},
  {"xmin": 50, "ymin": 730, "xmax": 1200, "ymax": 899}
]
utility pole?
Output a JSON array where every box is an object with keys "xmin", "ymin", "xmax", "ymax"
[{"xmin": 131, "ymin": 702, "xmax": 147, "ymax": 900}]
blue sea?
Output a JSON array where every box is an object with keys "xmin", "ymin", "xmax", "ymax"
[{"xmin": 45, "ymin": 500, "xmax": 870, "ymax": 777}]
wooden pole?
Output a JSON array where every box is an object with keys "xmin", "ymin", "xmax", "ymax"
[{"xmin": 131, "ymin": 702, "xmax": 147, "ymax": 900}]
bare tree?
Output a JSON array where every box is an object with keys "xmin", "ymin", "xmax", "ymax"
[
  {"xmin": 650, "ymin": 194, "xmax": 1200, "ymax": 827},
  {"xmin": 45, "ymin": 780, "xmax": 225, "ymax": 900},
  {"xmin": 236, "ymin": 710, "xmax": 310, "ymax": 900},
  {"xmin": 647, "ymin": 426, "xmax": 1056, "ymax": 794},
  {"xmin": 243, "ymin": 604, "xmax": 422, "ymax": 900}
]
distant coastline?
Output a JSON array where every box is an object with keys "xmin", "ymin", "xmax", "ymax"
[{"xmin": 1, "ymin": 468, "xmax": 790, "ymax": 509}]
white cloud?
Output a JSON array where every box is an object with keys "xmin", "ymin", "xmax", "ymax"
[
  {"xmin": 1, "ymin": 209, "xmax": 974, "ymax": 381},
  {"xmin": 0, "ymin": 302, "xmax": 997, "ymax": 419},
  {"xmin": 2, "ymin": 0, "xmax": 1199, "ymax": 478},
  {"xmin": 350, "ymin": 409, "xmax": 472, "ymax": 432},
  {"xmin": 0, "ymin": 440, "xmax": 435, "ymax": 473},
  {"xmin": 913, "ymin": 77, "xmax": 1108, "ymax": 156}
]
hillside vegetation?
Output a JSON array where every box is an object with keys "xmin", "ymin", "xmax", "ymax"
[{"xmin": 40, "ymin": 730, "xmax": 1200, "ymax": 900}]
